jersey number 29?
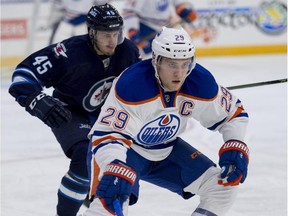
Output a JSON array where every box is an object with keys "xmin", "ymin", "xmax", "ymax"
[{"xmin": 99, "ymin": 107, "xmax": 130, "ymax": 130}]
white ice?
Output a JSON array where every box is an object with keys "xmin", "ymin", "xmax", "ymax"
[{"xmin": 1, "ymin": 54, "xmax": 287, "ymax": 216}]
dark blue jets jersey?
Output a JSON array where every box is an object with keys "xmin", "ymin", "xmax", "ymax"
[{"xmin": 9, "ymin": 34, "xmax": 141, "ymax": 117}]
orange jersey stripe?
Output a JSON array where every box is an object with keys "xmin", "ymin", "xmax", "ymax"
[
  {"xmin": 229, "ymin": 106, "xmax": 244, "ymax": 121},
  {"xmin": 92, "ymin": 135, "xmax": 133, "ymax": 147},
  {"xmin": 90, "ymin": 159, "xmax": 100, "ymax": 199}
]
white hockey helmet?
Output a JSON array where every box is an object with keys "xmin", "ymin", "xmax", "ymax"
[
  {"xmin": 152, "ymin": 26, "xmax": 196, "ymax": 60},
  {"xmin": 152, "ymin": 26, "xmax": 196, "ymax": 90}
]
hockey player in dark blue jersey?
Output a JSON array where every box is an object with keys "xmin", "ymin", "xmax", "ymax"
[{"xmin": 8, "ymin": 3, "xmax": 141, "ymax": 216}]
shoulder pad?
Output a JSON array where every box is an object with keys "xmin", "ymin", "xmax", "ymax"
[
  {"xmin": 115, "ymin": 59, "xmax": 159, "ymax": 104},
  {"xmin": 180, "ymin": 63, "xmax": 218, "ymax": 100}
]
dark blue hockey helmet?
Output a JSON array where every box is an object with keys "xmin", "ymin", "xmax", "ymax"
[{"xmin": 87, "ymin": 3, "xmax": 123, "ymax": 32}]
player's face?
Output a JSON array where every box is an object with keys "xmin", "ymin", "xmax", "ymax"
[
  {"xmin": 94, "ymin": 30, "xmax": 119, "ymax": 55},
  {"xmin": 157, "ymin": 57, "xmax": 192, "ymax": 91}
]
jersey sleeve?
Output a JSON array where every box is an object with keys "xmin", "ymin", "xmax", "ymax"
[
  {"xmin": 195, "ymin": 85, "xmax": 249, "ymax": 142},
  {"xmin": 8, "ymin": 42, "xmax": 68, "ymax": 106},
  {"xmin": 122, "ymin": 0, "xmax": 144, "ymax": 34},
  {"xmin": 216, "ymin": 86, "xmax": 249, "ymax": 142}
]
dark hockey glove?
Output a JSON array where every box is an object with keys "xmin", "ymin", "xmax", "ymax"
[
  {"xmin": 177, "ymin": 7, "xmax": 197, "ymax": 23},
  {"xmin": 25, "ymin": 92, "xmax": 72, "ymax": 128},
  {"xmin": 96, "ymin": 160, "xmax": 136, "ymax": 214},
  {"xmin": 218, "ymin": 140, "xmax": 249, "ymax": 186}
]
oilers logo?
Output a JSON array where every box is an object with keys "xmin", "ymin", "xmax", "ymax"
[
  {"xmin": 137, "ymin": 114, "xmax": 180, "ymax": 146},
  {"xmin": 83, "ymin": 76, "xmax": 115, "ymax": 112}
]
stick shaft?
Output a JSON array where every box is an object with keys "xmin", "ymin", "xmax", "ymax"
[
  {"xmin": 113, "ymin": 199, "xmax": 124, "ymax": 216},
  {"xmin": 227, "ymin": 78, "xmax": 287, "ymax": 90}
]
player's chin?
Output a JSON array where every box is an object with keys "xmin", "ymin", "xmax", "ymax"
[
  {"xmin": 104, "ymin": 51, "xmax": 115, "ymax": 56},
  {"xmin": 171, "ymin": 82, "xmax": 182, "ymax": 90},
  {"xmin": 167, "ymin": 85, "xmax": 180, "ymax": 92},
  {"xmin": 104, "ymin": 47, "xmax": 116, "ymax": 56}
]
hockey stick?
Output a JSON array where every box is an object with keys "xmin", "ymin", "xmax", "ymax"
[
  {"xmin": 113, "ymin": 199, "xmax": 124, "ymax": 216},
  {"xmin": 227, "ymin": 78, "xmax": 287, "ymax": 90},
  {"xmin": 48, "ymin": 21, "xmax": 61, "ymax": 45}
]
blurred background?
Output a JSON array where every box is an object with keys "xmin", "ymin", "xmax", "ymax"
[{"xmin": 1, "ymin": 0, "xmax": 287, "ymax": 75}]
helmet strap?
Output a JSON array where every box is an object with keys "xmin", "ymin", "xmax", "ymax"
[
  {"xmin": 152, "ymin": 54, "xmax": 169, "ymax": 91},
  {"xmin": 89, "ymin": 29, "xmax": 96, "ymax": 46}
]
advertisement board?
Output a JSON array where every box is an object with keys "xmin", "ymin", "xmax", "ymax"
[{"xmin": 1, "ymin": 0, "xmax": 287, "ymax": 68}]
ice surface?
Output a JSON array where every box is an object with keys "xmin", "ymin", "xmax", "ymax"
[{"xmin": 1, "ymin": 54, "xmax": 287, "ymax": 216}]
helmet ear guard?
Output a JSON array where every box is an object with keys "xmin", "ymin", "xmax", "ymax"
[{"xmin": 88, "ymin": 28, "xmax": 94, "ymax": 39}]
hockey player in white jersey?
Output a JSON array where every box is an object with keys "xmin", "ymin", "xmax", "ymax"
[
  {"xmin": 47, "ymin": 0, "xmax": 110, "ymax": 44},
  {"xmin": 122, "ymin": 0, "xmax": 197, "ymax": 57},
  {"xmin": 84, "ymin": 27, "xmax": 249, "ymax": 216}
]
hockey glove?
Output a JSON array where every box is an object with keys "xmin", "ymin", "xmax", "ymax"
[
  {"xmin": 96, "ymin": 159, "xmax": 137, "ymax": 214},
  {"xmin": 128, "ymin": 29, "xmax": 148, "ymax": 49},
  {"xmin": 176, "ymin": 6, "xmax": 197, "ymax": 23},
  {"xmin": 25, "ymin": 92, "xmax": 72, "ymax": 128},
  {"xmin": 218, "ymin": 140, "xmax": 249, "ymax": 186}
]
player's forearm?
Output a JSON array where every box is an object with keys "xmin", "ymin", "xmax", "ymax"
[
  {"xmin": 219, "ymin": 117, "xmax": 249, "ymax": 142},
  {"xmin": 9, "ymin": 67, "xmax": 44, "ymax": 107},
  {"xmin": 93, "ymin": 141, "xmax": 128, "ymax": 175}
]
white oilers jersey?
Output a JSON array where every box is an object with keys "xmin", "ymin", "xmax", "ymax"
[
  {"xmin": 89, "ymin": 59, "xmax": 249, "ymax": 162},
  {"xmin": 122, "ymin": 0, "xmax": 190, "ymax": 32}
]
